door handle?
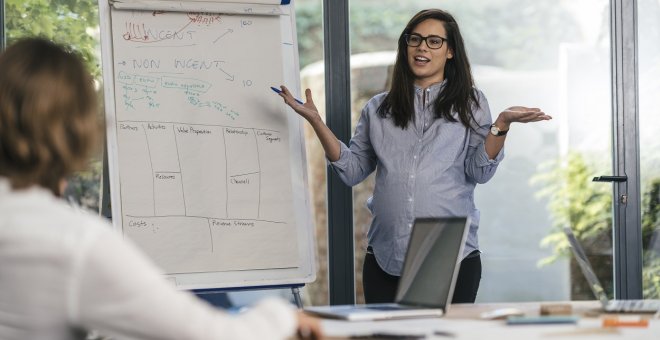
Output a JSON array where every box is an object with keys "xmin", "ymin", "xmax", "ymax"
[{"xmin": 592, "ymin": 175, "xmax": 627, "ymax": 182}]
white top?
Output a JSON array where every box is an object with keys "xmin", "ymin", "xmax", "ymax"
[{"xmin": 0, "ymin": 178, "xmax": 296, "ymax": 340}]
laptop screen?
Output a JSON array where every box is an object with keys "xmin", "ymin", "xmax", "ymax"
[
  {"xmin": 395, "ymin": 217, "xmax": 469, "ymax": 308},
  {"xmin": 563, "ymin": 227, "xmax": 610, "ymax": 308}
]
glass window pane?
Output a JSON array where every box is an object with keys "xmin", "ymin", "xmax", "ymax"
[
  {"xmin": 349, "ymin": 0, "xmax": 430, "ymax": 304},
  {"xmin": 638, "ymin": 0, "xmax": 660, "ymax": 300},
  {"xmin": 296, "ymin": 0, "xmax": 328, "ymax": 306},
  {"xmin": 4, "ymin": 0, "xmax": 102, "ymax": 211},
  {"xmin": 347, "ymin": 0, "xmax": 613, "ymax": 303},
  {"xmin": 477, "ymin": 0, "xmax": 613, "ymax": 303}
]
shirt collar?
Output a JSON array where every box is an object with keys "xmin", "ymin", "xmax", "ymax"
[{"xmin": 414, "ymin": 79, "xmax": 448, "ymax": 93}]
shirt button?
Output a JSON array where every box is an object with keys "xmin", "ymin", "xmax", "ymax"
[
  {"xmin": 413, "ymin": 155, "xmax": 417, "ymax": 159},
  {"xmin": 418, "ymin": 139, "xmax": 422, "ymax": 143},
  {"xmin": 408, "ymin": 223, "xmax": 413, "ymax": 228},
  {"xmin": 410, "ymin": 175, "xmax": 415, "ymax": 178},
  {"xmin": 408, "ymin": 198, "xmax": 413, "ymax": 202}
]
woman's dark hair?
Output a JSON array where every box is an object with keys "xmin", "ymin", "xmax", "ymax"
[
  {"xmin": 377, "ymin": 9, "xmax": 479, "ymax": 129},
  {"xmin": 0, "ymin": 38, "xmax": 100, "ymax": 195}
]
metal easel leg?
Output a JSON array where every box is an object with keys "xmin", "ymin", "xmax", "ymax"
[{"xmin": 291, "ymin": 286, "xmax": 303, "ymax": 309}]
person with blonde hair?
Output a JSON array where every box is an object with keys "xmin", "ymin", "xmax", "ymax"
[{"xmin": 0, "ymin": 37, "xmax": 321, "ymax": 340}]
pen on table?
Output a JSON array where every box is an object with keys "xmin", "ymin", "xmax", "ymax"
[
  {"xmin": 270, "ymin": 86, "xmax": 304, "ymax": 105},
  {"xmin": 602, "ymin": 317, "xmax": 649, "ymax": 328}
]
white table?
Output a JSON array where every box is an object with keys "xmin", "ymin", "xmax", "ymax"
[{"xmin": 320, "ymin": 301, "xmax": 660, "ymax": 339}]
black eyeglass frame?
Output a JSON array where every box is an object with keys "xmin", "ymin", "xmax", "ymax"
[{"xmin": 403, "ymin": 33, "xmax": 447, "ymax": 50}]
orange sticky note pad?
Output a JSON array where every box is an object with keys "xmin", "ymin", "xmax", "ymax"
[{"xmin": 602, "ymin": 317, "xmax": 649, "ymax": 328}]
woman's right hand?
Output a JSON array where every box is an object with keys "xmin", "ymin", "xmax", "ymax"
[
  {"xmin": 277, "ymin": 86, "xmax": 322, "ymax": 123},
  {"xmin": 276, "ymin": 85, "xmax": 341, "ymax": 161}
]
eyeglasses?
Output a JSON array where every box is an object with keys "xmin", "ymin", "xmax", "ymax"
[{"xmin": 404, "ymin": 33, "xmax": 447, "ymax": 49}]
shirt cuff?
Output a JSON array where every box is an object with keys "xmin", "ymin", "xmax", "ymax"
[
  {"xmin": 475, "ymin": 141, "xmax": 504, "ymax": 167},
  {"xmin": 327, "ymin": 141, "xmax": 351, "ymax": 169}
]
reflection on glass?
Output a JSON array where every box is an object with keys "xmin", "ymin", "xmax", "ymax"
[
  {"xmin": 638, "ymin": 0, "xmax": 660, "ymax": 300},
  {"xmin": 339, "ymin": 0, "xmax": 613, "ymax": 303}
]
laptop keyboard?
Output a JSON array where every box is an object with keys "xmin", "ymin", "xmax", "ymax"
[
  {"xmin": 608, "ymin": 299, "xmax": 660, "ymax": 312},
  {"xmin": 365, "ymin": 305, "xmax": 416, "ymax": 311}
]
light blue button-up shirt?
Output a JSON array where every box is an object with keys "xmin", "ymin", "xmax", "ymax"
[{"xmin": 330, "ymin": 81, "xmax": 504, "ymax": 276}]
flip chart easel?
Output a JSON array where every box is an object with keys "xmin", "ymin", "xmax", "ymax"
[{"xmin": 98, "ymin": 0, "xmax": 315, "ymax": 306}]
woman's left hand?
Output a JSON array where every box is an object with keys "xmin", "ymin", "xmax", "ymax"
[{"xmin": 496, "ymin": 106, "xmax": 552, "ymax": 129}]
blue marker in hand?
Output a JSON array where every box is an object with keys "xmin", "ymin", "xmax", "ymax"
[{"xmin": 271, "ymin": 86, "xmax": 304, "ymax": 105}]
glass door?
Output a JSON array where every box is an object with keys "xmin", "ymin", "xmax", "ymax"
[{"xmin": 345, "ymin": 0, "xmax": 615, "ymax": 303}]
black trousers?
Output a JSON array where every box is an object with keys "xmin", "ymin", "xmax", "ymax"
[{"xmin": 362, "ymin": 250, "xmax": 481, "ymax": 304}]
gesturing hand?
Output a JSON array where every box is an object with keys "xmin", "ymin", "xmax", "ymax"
[
  {"xmin": 276, "ymin": 86, "xmax": 322, "ymax": 123},
  {"xmin": 497, "ymin": 106, "xmax": 552, "ymax": 127},
  {"xmin": 275, "ymin": 85, "xmax": 341, "ymax": 161}
]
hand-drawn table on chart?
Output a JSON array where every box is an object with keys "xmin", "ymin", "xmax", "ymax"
[{"xmin": 109, "ymin": 9, "xmax": 300, "ymax": 275}]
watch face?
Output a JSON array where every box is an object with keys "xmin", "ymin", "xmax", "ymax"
[
  {"xmin": 490, "ymin": 124, "xmax": 509, "ymax": 136},
  {"xmin": 490, "ymin": 125, "xmax": 507, "ymax": 136}
]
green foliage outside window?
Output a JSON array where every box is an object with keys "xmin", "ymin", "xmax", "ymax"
[
  {"xmin": 532, "ymin": 152, "xmax": 612, "ymax": 266},
  {"xmin": 642, "ymin": 178, "xmax": 660, "ymax": 298},
  {"xmin": 5, "ymin": 0, "xmax": 100, "ymax": 77},
  {"xmin": 5, "ymin": 0, "xmax": 102, "ymax": 211},
  {"xmin": 533, "ymin": 152, "xmax": 660, "ymax": 299}
]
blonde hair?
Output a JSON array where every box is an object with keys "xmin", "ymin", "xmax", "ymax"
[{"xmin": 0, "ymin": 38, "xmax": 100, "ymax": 195}]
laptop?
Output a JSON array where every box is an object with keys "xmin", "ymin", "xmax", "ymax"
[
  {"xmin": 304, "ymin": 217, "xmax": 470, "ymax": 321},
  {"xmin": 563, "ymin": 227, "xmax": 660, "ymax": 313}
]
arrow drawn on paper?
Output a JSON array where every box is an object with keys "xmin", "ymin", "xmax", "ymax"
[{"xmin": 213, "ymin": 29, "xmax": 234, "ymax": 43}]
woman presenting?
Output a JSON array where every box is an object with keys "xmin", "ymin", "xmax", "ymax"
[{"xmin": 276, "ymin": 9, "xmax": 551, "ymax": 304}]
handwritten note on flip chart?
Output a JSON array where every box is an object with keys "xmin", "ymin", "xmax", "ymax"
[{"xmin": 110, "ymin": 9, "xmax": 299, "ymax": 275}]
